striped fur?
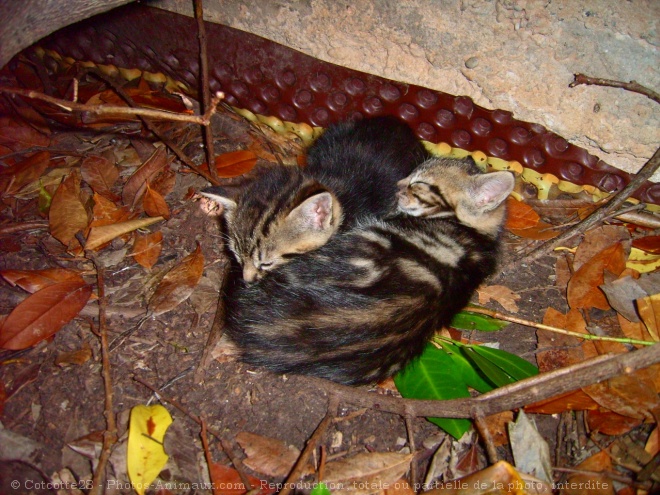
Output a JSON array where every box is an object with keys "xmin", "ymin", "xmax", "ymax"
[
  {"xmin": 202, "ymin": 117, "xmax": 429, "ymax": 281},
  {"xmin": 224, "ymin": 157, "xmax": 514, "ymax": 385}
]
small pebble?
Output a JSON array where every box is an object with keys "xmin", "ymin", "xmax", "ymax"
[{"xmin": 465, "ymin": 56, "xmax": 479, "ymax": 69}]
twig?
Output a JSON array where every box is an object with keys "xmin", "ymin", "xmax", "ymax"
[
  {"xmin": 472, "ymin": 410, "xmax": 498, "ymax": 464},
  {"xmin": 404, "ymin": 413, "xmax": 418, "ymax": 491},
  {"xmin": 280, "ymin": 394, "xmax": 339, "ymax": 495},
  {"xmin": 194, "ymin": 258, "xmax": 231, "ymax": 383},
  {"xmin": 311, "ymin": 343, "xmax": 660, "ymax": 420},
  {"xmin": 194, "ymin": 0, "xmax": 219, "ymax": 184},
  {"xmin": 462, "ymin": 306, "xmax": 654, "ymax": 346},
  {"xmin": 133, "ymin": 376, "xmax": 254, "ymax": 491},
  {"xmin": 81, "ymin": 244, "xmax": 118, "ymax": 495},
  {"xmin": 0, "ymin": 86, "xmax": 224, "ymax": 124},
  {"xmin": 570, "ymin": 73, "xmax": 660, "ymax": 104},
  {"xmin": 518, "ymin": 146, "xmax": 660, "ymax": 266},
  {"xmin": 0, "ymin": 221, "xmax": 48, "ymax": 235}
]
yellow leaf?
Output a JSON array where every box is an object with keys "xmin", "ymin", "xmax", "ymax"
[
  {"xmin": 627, "ymin": 247, "xmax": 660, "ymax": 273},
  {"xmin": 127, "ymin": 404, "xmax": 172, "ymax": 495}
]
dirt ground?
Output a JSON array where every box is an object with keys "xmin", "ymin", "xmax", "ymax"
[{"xmin": 0, "ymin": 68, "xmax": 658, "ymax": 495}]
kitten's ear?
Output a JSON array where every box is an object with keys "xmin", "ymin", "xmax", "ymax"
[
  {"xmin": 288, "ymin": 192, "xmax": 337, "ymax": 231},
  {"xmin": 471, "ymin": 172, "xmax": 515, "ymax": 212},
  {"xmin": 200, "ymin": 186, "xmax": 238, "ymax": 217}
]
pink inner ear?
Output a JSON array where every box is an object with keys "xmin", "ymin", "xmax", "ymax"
[{"xmin": 307, "ymin": 193, "xmax": 331, "ymax": 230}]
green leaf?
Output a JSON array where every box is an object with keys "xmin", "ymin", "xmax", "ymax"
[
  {"xmin": 460, "ymin": 347, "xmax": 518, "ymax": 387},
  {"xmin": 470, "ymin": 344, "xmax": 539, "ymax": 381},
  {"xmin": 394, "ymin": 344, "xmax": 472, "ymax": 439},
  {"xmin": 311, "ymin": 482, "xmax": 332, "ymax": 495},
  {"xmin": 450, "ymin": 311, "xmax": 509, "ymax": 332},
  {"xmin": 435, "ymin": 340, "xmax": 495, "ymax": 393}
]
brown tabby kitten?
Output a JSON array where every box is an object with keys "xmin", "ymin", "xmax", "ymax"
[
  {"xmin": 223, "ymin": 156, "xmax": 514, "ymax": 385},
  {"xmin": 202, "ymin": 116, "xmax": 429, "ymax": 281}
]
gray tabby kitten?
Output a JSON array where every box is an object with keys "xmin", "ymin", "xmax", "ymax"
[
  {"xmin": 223, "ymin": 156, "xmax": 514, "ymax": 385},
  {"xmin": 202, "ymin": 116, "xmax": 429, "ymax": 281}
]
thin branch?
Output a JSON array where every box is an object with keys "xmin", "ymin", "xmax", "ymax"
[
  {"xmin": 82, "ymin": 246, "xmax": 118, "ymax": 495},
  {"xmin": 311, "ymin": 343, "xmax": 660, "ymax": 420},
  {"xmin": 519, "ymin": 146, "xmax": 660, "ymax": 265},
  {"xmin": 0, "ymin": 86, "xmax": 224, "ymax": 125},
  {"xmin": 194, "ymin": 0, "xmax": 219, "ymax": 184},
  {"xmin": 280, "ymin": 394, "xmax": 339, "ymax": 495},
  {"xmin": 472, "ymin": 410, "xmax": 498, "ymax": 464},
  {"xmin": 82, "ymin": 68, "xmax": 222, "ymax": 185},
  {"xmin": 0, "ymin": 221, "xmax": 48, "ymax": 235},
  {"xmin": 570, "ymin": 73, "xmax": 660, "ymax": 104},
  {"xmin": 462, "ymin": 306, "xmax": 654, "ymax": 346},
  {"xmin": 404, "ymin": 413, "xmax": 418, "ymax": 491}
]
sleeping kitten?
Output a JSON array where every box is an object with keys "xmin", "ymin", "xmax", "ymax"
[
  {"xmin": 223, "ymin": 156, "xmax": 515, "ymax": 385},
  {"xmin": 202, "ymin": 116, "xmax": 429, "ymax": 281}
]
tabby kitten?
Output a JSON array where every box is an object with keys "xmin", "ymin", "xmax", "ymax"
[
  {"xmin": 202, "ymin": 116, "xmax": 428, "ymax": 281},
  {"xmin": 223, "ymin": 156, "xmax": 515, "ymax": 385}
]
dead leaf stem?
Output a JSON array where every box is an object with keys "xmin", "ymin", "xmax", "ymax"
[{"xmin": 463, "ymin": 306, "xmax": 654, "ymax": 346}]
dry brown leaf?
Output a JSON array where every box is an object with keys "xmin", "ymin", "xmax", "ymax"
[
  {"xmin": 1, "ymin": 150, "xmax": 50, "ymax": 195},
  {"xmin": 505, "ymin": 197, "xmax": 540, "ymax": 230},
  {"xmin": 122, "ymin": 147, "xmax": 168, "ymax": 208},
  {"xmin": 633, "ymin": 235, "xmax": 660, "ymax": 255},
  {"xmin": 132, "ymin": 231, "xmax": 163, "ymax": 270},
  {"xmin": 583, "ymin": 371, "xmax": 660, "ymax": 421},
  {"xmin": 89, "ymin": 192, "xmax": 133, "ymax": 228},
  {"xmin": 0, "ymin": 268, "xmax": 84, "ymax": 293},
  {"xmin": 149, "ymin": 166, "xmax": 176, "ymax": 198},
  {"xmin": 567, "ymin": 243, "xmax": 626, "ymax": 310},
  {"xmin": 0, "ymin": 118, "xmax": 51, "ymax": 151},
  {"xmin": 477, "ymin": 285, "xmax": 520, "ymax": 313},
  {"xmin": 212, "ymin": 150, "xmax": 258, "ymax": 178},
  {"xmin": 646, "ymin": 426, "xmax": 659, "ymax": 456},
  {"xmin": 586, "ymin": 409, "xmax": 643, "ymax": 436},
  {"xmin": 85, "ymin": 216, "xmax": 164, "ymax": 251},
  {"xmin": 208, "ymin": 462, "xmax": 274, "ymax": 495},
  {"xmin": 425, "ymin": 460, "xmax": 552, "ymax": 495},
  {"xmin": 148, "ymin": 243, "xmax": 204, "ymax": 316},
  {"xmin": 143, "ymin": 184, "xmax": 170, "ymax": 219},
  {"xmin": 80, "ymin": 155, "xmax": 119, "ymax": 200},
  {"xmin": 564, "ymin": 450, "xmax": 615, "ymax": 495},
  {"xmin": 526, "ymin": 389, "xmax": 599, "ymax": 414},
  {"xmin": 572, "ymin": 225, "xmax": 630, "ymax": 271},
  {"xmin": 49, "ymin": 171, "xmax": 90, "ymax": 251},
  {"xmin": 235, "ymin": 431, "xmax": 310, "ymax": 478},
  {"xmin": 55, "ymin": 342, "xmax": 93, "ymax": 366},
  {"xmin": 636, "ymin": 294, "xmax": 660, "ymax": 341},
  {"xmin": 0, "ymin": 281, "xmax": 92, "ymax": 350},
  {"xmin": 383, "ymin": 479, "xmax": 415, "ymax": 495},
  {"xmin": 537, "ymin": 308, "xmax": 598, "ymax": 373},
  {"xmin": 324, "ymin": 452, "xmax": 414, "ymax": 495}
]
